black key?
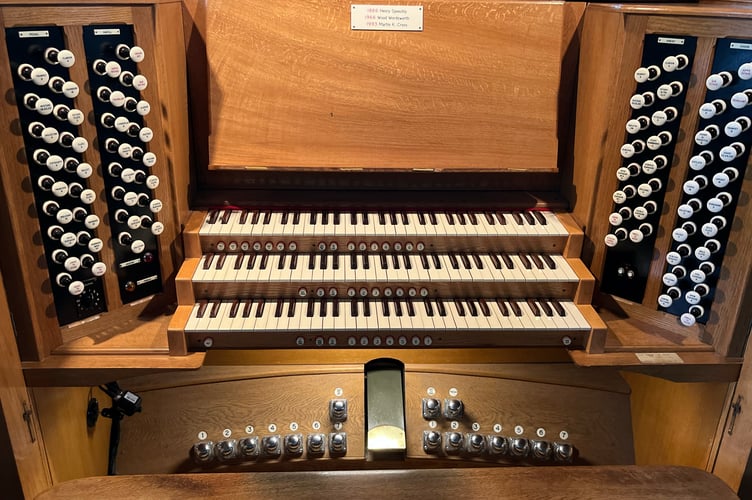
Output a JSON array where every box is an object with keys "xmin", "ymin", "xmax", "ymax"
[
  {"xmin": 392, "ymin": 254, "xmax": 400, "ymax": 270},
  {"xmin": 350, "ymin": 253, "xmax": 358, "ymax": 270},
  {"xmin": 424, "ymin": 299, "xmax": 434, "ymax": 316},
  {"xmin": 518, "ymin": 253, "xmax": 532, "ymax": 270},
  {"xmin": 378, "ymin": 212, "xmax": 386, "ymax": 225},
  {"xmin": 551, "ymin": 299, "xmax": 566, "ymax": 316},
  {"xmin": 239, "ymin": 209, "xmax": 250, "ymax": 224},
  {"xmin": 308, "ymin": 253, "xmax": 316, "ymax": 270},
  {"xmin": 468, "ymin": 212, "xmax": 478, "ymax": 225},
  {"xmin": 523, "ymin": 211, "xmax": 536, "ymax": 225},
  {"xmin": 484, "ymin": 212, "xmax": 495, "ymax": 225},
  {"xmin": 448, "ymin": 253, "xmax": 459, "ymax": 269},
  {"xmin": 541, "ymin": 254, "xmax": 556, "ymax": 269},
  {"xmin": 459, "ymin": 253, "xmax": 471, "ymax": 269},
  {"xmin": 322, "ymin": 211, "xmax": 329, "ymax": 225},
  {"xmin": 320, "ymin": 300, "xmax": 327, "ymax": 317},
  {"xmin": 246, "ymin": 253, "xmax": 257, "ymax": 269},
  {"xmin": 382, "ymin": 299, "xmax": 390, "ymax": 317},
  {"xmin": 221, "ymin": 210, "xmax": 232, "ymax": 224},
  {"xmin": 281, "ymin": 211, "xmax": 289, "ymax": 224},
  {"xmin": 472, "ymin": 254, "xmax": 483, "ymax": 269},
  {"xmin": 196, "ymin": 300, "xmax": 209, "ymax": 318},
  {"xmin": 511, "ymin": 212, "xmax": 524, "ymax": 225},
  {"xmin": 527, "ymin": 299, "xmax": 541, "ymax": 317},
  {"xmin": 202, "ymin": 253, "xmax": 215, "ymax": 270},
  {"xmin": 428, "ymin": 212, "xmax": 438, "ymax": 225},
  {"xmin": 501, "ymin": 253, "xmax": 514, "ymax": 269},
  {"xmin": 262, "ymin": 211, "xmax": 272, "ymax": 224},
  {"xmin": 420, "ymin": 254, "xmax": 430, "ymax": 269},
  {"xmin": 380, "ymin": 254, "xmax": 388, "ymax": 269},
  {"xmin": 456, "ymin": 212, "xmax": 466, "ymax": 225},
  {"xmin": 242, "ymin": 300, "xmax": 254, "ymax": 318},
  {"xmin": 207, "ymin": 210, "xmax": 219, "ymax": 224},
  {"xmin": 350, "ymin": 300, "xmax": 358, "ymax": 317},
  {"xmin": 436, "ymin": 299, "xmax": 447, "ymax": 316},
  {"xmin": 478, "ymin": 299, "xmax": 491, "ymax": 317},
  {"xmin": 529, "ymin": 254, "xmax": 544, "ymax": 270},
  {"xmin": 350, "ymin": 212, "xmax": 358, "ymax": 225},
  {"xmin": 332, "ymin": 254, "xmax": 339, "ymax": 270},
  {"xmin": 539, "ymin": 300, "xmax": 553, "ymax": 317},
  {"xmin": 361, "ymin": 212, "xmax": 369, "ymax": 225},
  {"xmin": 320, "ymin": 253, "xmax": 328, "ymax": 270},
  {"xmin": 363, "ymin": 299, "xmax": 371, "ymax": 317},
  {"xmin": 251, "ymin": 210, "xmax": 261, "ymax": 224},
  {"xmin": 362, "ymin": 253, "xmax": 370, "ymax": 269},
  {"xmin": 215, "ymin": 253, "xmax": 226, "ymax": 270},
  {"xmin": 495, "ymin": 211, "xmax": 507, "ymax": 225},
  {"xmin": 292, "ymin": 212, "xmax": 301, "ymax": 225},
  {"xmin": 406, "ymin": 301, "xmax": 415, "ymax": 317},
  {"xmin": 287, "ymin": 300, "xmax": 296, "ymax": 317},
  {"xmin": 277, "ymin": 254, "xmax": 286, "ymax": 270},
  {"xmin": 509, "ymin": 300, "xmax": 522, "ymax": 317},
  {"xmin": 388, "ymin": 212, "xmax": 397, "ymax": 225},
  {"xmin": 489, "ymin": 253, "xmax": 501, "ymax": 269},
  {"xmin": 467, "ymin": 300, "xmax": 478, "ymax": 316},
  {"xmin": 259, "ymin": 253, "xmax": 269, "ymax": 270},
  {"xmin": 332, "ymin": 300, "xmax": 339, "ymax": 317},
  {"xmin": 417, "ymin": 212, "xmax": 426, "ymax": 225},
  {"xmin": 333, "ymin": 212, "xmax": 340, "ymax": 225},
  {"xmin": 234, "ymin": 254, "xmax": 246, "ymax": 270},
  {"xmin": 275, "ymin": 300, "xmax": 284, "ymax": 317},
  {"xmin": 255, "ymin": 300, "xmax": 265, "ymax": 317},
  {"xmin": 432, "ymin": 253, "xmax": 442, "ymax": 269},
  {"xmin": 402, "ymin": 254, "xmax": 411, "ymax": 270},
  {"xmin": 229, "ymin": 300, "xmax": 240, "ymax": 318},
  {"xmin": 310, "ymin": 212, "xmax": 317, "ymax": 224},
  {"xmin": 445, "ymin": 211, "xmax": 455, "ymax": 225},
  {"xmin": 533, "ymin": 210, "xmax": 547, "ymax": 225},
  {"xmin": 400, "ymin": 212, "xmax": 408, "ymax": 225},
  {"xmin": 307, "ymin": 300, "xmax": 315, "ymax": 317},
  {"xmin": 496, "ymin": 299, "xmax": 509, "ymax": 317},
  {"xmin": 394, "ymin": 301, "xmax": 403, "ymax": 317},
  {"xmin": 290, "ymin": 254, "xmax": 298, "ymax": 270},
  {"xmin": 454, "ymin": 299, "xmax": 466, "ymax": 316}
]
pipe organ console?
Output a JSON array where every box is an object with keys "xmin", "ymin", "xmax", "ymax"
[{"xmin": 0, "ymin": 0, "xmax": 751, "ymax": 494}]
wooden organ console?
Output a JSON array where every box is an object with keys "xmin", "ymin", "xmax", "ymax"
[{"xmin": 0, "ymin": 0, "xmax": 749, "ymax": 497}]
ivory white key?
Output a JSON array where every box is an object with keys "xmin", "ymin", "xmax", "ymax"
[{"xmin": 185, "ymin": 302, "xmax": 206, "ymax": 331}]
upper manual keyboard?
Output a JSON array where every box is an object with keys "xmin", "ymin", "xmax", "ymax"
[{"xmin": 183, "ymin": 209, "xmax": 582, "ymax": 256}]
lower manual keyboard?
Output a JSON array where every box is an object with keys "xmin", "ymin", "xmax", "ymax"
[{"xmin": 174, "ymin": 297, "xmax": 593, "ymax": 350}]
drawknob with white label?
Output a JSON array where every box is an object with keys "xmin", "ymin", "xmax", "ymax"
[
  {"xmin": 6, "ymin": 25, "xmax": 110, "ymax": 326},
  {"xmin": 659, "ymin": 37, "xmax": 752, "ymax": 326}
]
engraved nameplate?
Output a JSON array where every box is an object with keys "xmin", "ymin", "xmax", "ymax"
[{"xmin": 351, "ymin": 4, "xmax": 423, "ymax": 31}]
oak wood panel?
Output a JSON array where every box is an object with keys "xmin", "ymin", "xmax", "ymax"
[
  {"xmin": 197, "ymin": 0, "xmax": 581, "ymax": 171},
  {"xmin": 116, "ymin": 370, "xmax": 366, "ymax": 474},
  {"xmin": 119, "ymin": 363, "xmax": 631, "ymax": 395},
  {"xmin": 0, "ymin": 268, "xmax": 51, "ymax": 498},
  {"xmin": 713, "ymin": 331, "xmax": 752, "ymax": 491},
  {"xmin": 32, "ymin": 386, "xmax": 111, "ymax": 483},
  {"xmin": 115, "ymin": 364, "xmax": 633, "ymax": 473},
  {"xmin": 403, "ymin": 369, "xmax": 634, "ymax": 465},
  {"xmin": 35, "ymin": 466, "xmax": 739, "ymax": 500},
  {"xmin": 623, "ymin": 371, "xmax": 730, "ymax": 470}
]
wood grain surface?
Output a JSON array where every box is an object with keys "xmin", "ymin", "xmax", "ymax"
[
  {"xmin": 36, "ymin": 466, "xmax": 737, "ymax": 499},
  {"xmin": 195, "ymin": 0, "xmax": 582, "ymax": 171}
]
